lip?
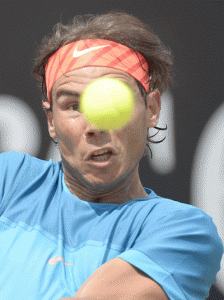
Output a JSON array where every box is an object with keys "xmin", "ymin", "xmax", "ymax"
[
  {"xmin": 87, "ymin": 152, "xmax": 116, "ymax": 168},
  {"xmin": 86, "ymin": 146, "xmax": 117, "ymax": 161}
]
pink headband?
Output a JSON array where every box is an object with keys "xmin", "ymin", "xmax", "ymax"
[{"xmin": 45, "ymin": 39, "xmax": 150, "ymax": 102}]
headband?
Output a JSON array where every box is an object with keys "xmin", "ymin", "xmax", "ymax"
[{"xmin": 45, "ymin": 39, "xmax": 150, "ymax": 102}]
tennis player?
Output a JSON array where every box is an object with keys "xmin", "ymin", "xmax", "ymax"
[{"xmin": 0, "ymin": 11, "xmax": 223, "ymax": 300}]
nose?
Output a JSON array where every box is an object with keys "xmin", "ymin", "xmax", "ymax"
[
  {"xmin": 85, "ymin": 123, "xmax": 108, "ymax": 138},
  {"xmin": 86, "ymin": 130, "xmax": 107, "ymax": 138}
]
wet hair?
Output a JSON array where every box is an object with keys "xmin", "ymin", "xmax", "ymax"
[{"xmin": 32, "ymin": 11, "xmax": 173, "ymax": 157}]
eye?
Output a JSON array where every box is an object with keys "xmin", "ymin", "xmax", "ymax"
[{"xmin": 67, "ymin": 103, "xmax": 79, "ymax": 111}]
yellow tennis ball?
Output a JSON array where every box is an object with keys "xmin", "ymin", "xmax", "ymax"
[{"xmin": 80, "ymin": 77, "xmax": 135, "ymax": 131}]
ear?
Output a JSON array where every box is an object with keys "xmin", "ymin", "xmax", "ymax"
[
  {"xmin": 42, "ymin": 102, "xmax": 57, "ymax": 139},
  {"xmin": 146, "ymin": 90, "xmax": 161, "ymax": 128}
]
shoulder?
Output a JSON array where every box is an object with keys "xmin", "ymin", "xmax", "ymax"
[
  {"xmin": 142, "ymin": 189, "xmax": 223, "ymax": 275},
  {"xmin": 0, "ymin": 151, "xmax": 62, "ymax": 192},
  {"xmin": 0, "ymin": 150, "xmax": 26, "ymax": 163},
  {"xmin": 143, "ymin": 188, "xmax": 208, "ymax": 222},
  {"xmin": 0, "ymin": 151, "xmax": 28, "ymax": 179},
  {"xmin": 146, "ymin": 189, "xmax": 222, "ymax": 244},
  {"xmin": 0, "ymin": 151, "xmax": 60, "ymax": 169},
  {"xmin": 120, "ymin": 190, "xmax": 223, "ymax": 299}
]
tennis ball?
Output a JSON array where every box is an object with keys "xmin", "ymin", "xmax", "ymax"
[{"xmin": 80, "ymin": 77, "xmax": 135, "ymax": 131}]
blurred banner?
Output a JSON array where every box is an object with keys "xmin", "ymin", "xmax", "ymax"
[{"xmin": 0, "ymin": 1, "xmax": 223, "ymax": 298}]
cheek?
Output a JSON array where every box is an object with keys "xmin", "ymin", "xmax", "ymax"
[
  {"xmin": 54, "ymin": 116, "xmax": 82, "ymax": 150},
  {"xmin": 117, "ymin": 106, "xmax": 147, "ymax": 155},
  {"xmin": 129, "ymin": 103, "xmax": 147, "ymax": 139}
]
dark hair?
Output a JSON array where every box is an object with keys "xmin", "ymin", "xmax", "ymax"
[{"xmin": 32, "ymin": 11, "xmax": 173, "ymax": 157}]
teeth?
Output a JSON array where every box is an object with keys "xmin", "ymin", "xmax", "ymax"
[
  {"xmin": 91, "ymin": 153, "xmax": 111, "ymax": 162},
  {"xmin": 93, "ymin": 149, "xmax": 110, "ymax": 156}
]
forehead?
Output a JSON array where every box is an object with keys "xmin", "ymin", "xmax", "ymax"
[{"xmin": 52, "ymin": 66, "xmax": 137, "ymax": 93}]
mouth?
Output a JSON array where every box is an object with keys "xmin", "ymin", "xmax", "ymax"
[
  {"xmin": 90, "ymin": 151, "xmax": 113, "ymax": 162},
  {"xmin": 87, "ymin": 146, "xmax": 117, "ymax": 161},
  {"xmin": 88, "ymin": 151, "xmax": 115, "ymax": 167}
]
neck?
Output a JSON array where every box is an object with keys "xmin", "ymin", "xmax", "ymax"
[{"xmin": 63, "ymin": 166, "xmax": 148, "ymax": 205}]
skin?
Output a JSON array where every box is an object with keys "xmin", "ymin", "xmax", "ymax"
[{"xmin": 43, "ymin": 66, "xmax": 161, "ymax": 204}]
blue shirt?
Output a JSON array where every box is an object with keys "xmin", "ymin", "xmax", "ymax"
[{"xmin": 0, "ymin": 151, "xmax": 223, "ymax": 299}]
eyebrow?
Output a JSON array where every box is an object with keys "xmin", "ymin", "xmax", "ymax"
[{"xmin": 55, "ymin": 90, "xmax": 80, "ymax": 102}]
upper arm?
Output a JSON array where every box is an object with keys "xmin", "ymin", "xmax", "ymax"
[
  {"xmin": 74, "ymin": 207, "xmax": 223, "ymax": 300},
  {"xmin": 0, "ymin": 152, "xmax": 26, "ymax": 207},
  {"xmin": 74, "ymin": 257, "xmax": 169, "ymax": 300}
]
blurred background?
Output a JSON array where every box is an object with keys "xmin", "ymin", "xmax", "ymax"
[{"xmin": 0, "ymin": 0, "xmax": 223, "ymax": 298}]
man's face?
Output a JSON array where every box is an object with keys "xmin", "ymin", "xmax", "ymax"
[{"xmin": 44, "ymin": 66, "xmax": 160, "ymax": 191}]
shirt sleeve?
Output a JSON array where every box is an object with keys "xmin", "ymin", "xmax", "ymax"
[
  {"xmin": 118, "ymin": 205, "xmax": 224, "ymax": 300},
  {"xmin": 0, "ymin": 152, "xmax": 27, "ymax": 204}
]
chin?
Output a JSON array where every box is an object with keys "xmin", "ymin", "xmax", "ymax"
[
  {"xmin": 83, "ymin": 178, "xmax": 117, "ymax": 192},
  {"xmin": 84, "ymin": 171, "xmax": 128, "ymax": 192}
]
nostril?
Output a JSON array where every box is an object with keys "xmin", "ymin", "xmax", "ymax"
[
  {"xmin": 87, "ymin": 132, "xmax": 94, "ymax": 138},
  {"xmin": 87, "ymin": 131, "xmax": 106, "ymax": 138}
]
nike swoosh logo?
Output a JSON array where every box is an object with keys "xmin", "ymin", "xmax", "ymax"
[
  {"xmin": 73, "ymin": 45, "xmax": 111, "ymax": 58},
  {"xmin": 48, "ymin": 256, "xmax": 74, "ymax": 266}
]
